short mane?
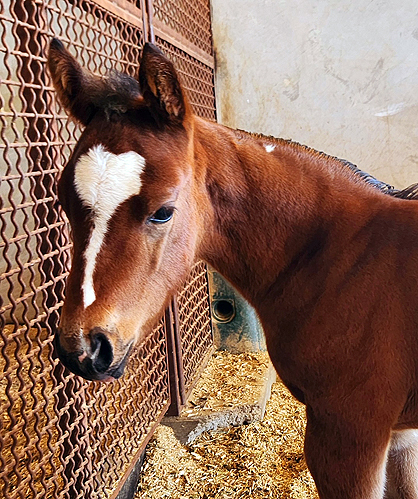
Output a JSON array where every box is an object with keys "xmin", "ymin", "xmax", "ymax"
[
  {"xmin": 235, "ymin": 129, "xmax": 418, "ymax": 201},
  {"xmin": 90, "ymin": 70, "xmax": 140, "ymax": 117}
]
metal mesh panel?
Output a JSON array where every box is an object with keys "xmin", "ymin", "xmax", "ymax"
[
  {"xmin": 153, "ymin": 0, "xmax": 212, "ymax": 55},
  {"xmin": 0, "ymin": 2, "xmax": 170, "ymax": 498},
  {"xmin": 176, "ymin": 261, "xmax": 213, "ymax": 394},
  {"xmin": 1, "ymin": 0, "xmax": 215, "ymax": 496}
]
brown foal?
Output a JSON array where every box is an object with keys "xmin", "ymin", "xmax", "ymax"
[{"xmin": 48, "ymin": 39, "xmax": 418, "ymax": 498}]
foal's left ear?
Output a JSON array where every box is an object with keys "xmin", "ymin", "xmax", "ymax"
[
  {"xmin": 47, "ymin": 38, "xmax": 104, "ymax": 125},
  {"xmin": 138, "ymin": 43, "xmax": 189, "ymax": 124}
]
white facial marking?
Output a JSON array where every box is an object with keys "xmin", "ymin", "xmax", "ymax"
[
  {"xmin": 265, "ymin": 144, "xmax": 276, "ymax": 153},
  {"xmin": 74, "ymin": 144, "xmax": 146, "ymax": 308}
]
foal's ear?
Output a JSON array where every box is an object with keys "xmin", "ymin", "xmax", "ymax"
[
  {"xmin": 138, "ymin": 43, "xmax": 189, "ymax": 124},
  {"xmin": 47, "ymin": 38, "xmax": 101, "ymax": 125}
]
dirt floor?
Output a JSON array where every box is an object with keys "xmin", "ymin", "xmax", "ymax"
[{"xmin": 135, "ymin": 353, "xmax": 319, "ymax": 499}]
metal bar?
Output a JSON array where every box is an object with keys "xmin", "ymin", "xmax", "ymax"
[
  {"xmin": 146, "ymin": 0, "xmax": 155, "ymax": 43},
  {"xmin": 171, "ymin": 297, "xmax": 187, "ymax": 406},
  {"xmin": 139, "ymin": 0, "xmax": 149, "ymax": 42},
  {"xmin": 91, "ymin": 0, "xmax": 145, "ymax": 31},
  {"xmin": 164, "ymin": 304, "xmax": 184, "ymax": 416}
]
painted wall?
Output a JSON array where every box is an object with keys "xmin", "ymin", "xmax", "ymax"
[{"xmin": 211, "ymin": 0, "xmax": 418, "ymax": 188}]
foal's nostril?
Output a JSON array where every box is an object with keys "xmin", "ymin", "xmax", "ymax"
[{"xmin": 90, "ymin": 332, "xmax": 113, "ymax": 373}]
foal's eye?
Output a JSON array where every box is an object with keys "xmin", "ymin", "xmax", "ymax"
[{"xmin": 148, "ymin": 206, "xmax": 174, "ymax": 224}]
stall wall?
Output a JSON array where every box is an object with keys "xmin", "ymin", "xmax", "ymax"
[{"xmin": 211, "ymin": 0, "xmax": 418, "ymax": 188}]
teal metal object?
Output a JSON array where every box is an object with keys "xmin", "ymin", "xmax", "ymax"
[{"xmin": 208, "ymin": 269, "xmax": 266, "ymax": 353}]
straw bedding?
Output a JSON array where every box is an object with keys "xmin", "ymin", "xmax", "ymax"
[{"xmin": 136, "ymin": 352, "xmax": 319, "ymax": 499}]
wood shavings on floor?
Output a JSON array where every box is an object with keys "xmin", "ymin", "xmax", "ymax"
[
  {"xmin": 183, "ymin": 351, "xmax": 272, "ymax": 417},
  {"xmin": 136, "ymin": 352, "xmax": 318, "ymax": 499}
]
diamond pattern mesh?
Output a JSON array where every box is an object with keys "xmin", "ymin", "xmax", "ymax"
[
  {"xmin": 0, "ymin": 0, "xmax": 214, "ymax": 497},
  {"xmin": 0, "ymin": 2, "xmax": 169, "ymax": 498},
  {"xmin": 153, "ymin": 0, "xmax": 212, "ymax": 55},
  {"xmin": 176, "ymin": 262, "xmax": 213, "ymax": 395}
]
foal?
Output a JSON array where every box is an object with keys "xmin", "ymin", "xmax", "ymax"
[{"xmin": 48, "ymin": 39, "xmax": 418, "ymax": 498}]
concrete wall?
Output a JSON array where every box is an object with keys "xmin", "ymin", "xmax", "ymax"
[{"xmin": 211, "ymin": 0, "xmax": 418, "ymax": 188}]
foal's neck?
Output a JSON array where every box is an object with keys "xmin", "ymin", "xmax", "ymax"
[{"xmin": 195, "ymin": 118, "xmax": 386, "ymax": 309}]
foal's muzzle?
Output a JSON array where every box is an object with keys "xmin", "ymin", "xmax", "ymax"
[{"xmin": 54, "ymin": 328, "xmax": 129, "ymax": 381}]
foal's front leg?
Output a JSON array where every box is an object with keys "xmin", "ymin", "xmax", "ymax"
[
  {"xmin": 304, "ymin": 406, "xmax": 391, "ymax": 499},
  {"xmin": 385, "ymin": 430, "xmax": 418, "ymax": 499}
]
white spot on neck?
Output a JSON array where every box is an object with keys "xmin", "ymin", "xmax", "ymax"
[
  {"xmin": 265, "ymin": 144, "xmax": 276, "ymax": 153},
  {"xmin": 74, "ymin": 144, "xmax": 145, "ymax": 308}
]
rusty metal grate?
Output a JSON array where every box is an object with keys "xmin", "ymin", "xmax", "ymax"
[
  {"xmin": 176, "ymin": 261, "xmax": 213, "ymax": 395},
  {"xmin": 0, "ymin": 1, "xmax": 170, "ymax": 498},
  {"xmin": 1, "ymin": 0, "xmax": 215, "ymax": 496},
  {"xmin": 0, "ymin": 320, "xmax": 168, "ymax": 499},
  {"xmin": 153, "ymin": 0, "xmax": 213, "ymax": 55}
]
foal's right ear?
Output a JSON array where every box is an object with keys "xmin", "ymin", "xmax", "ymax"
[
  {"xmin": 138, "ymin": 43, "xmax": 189, "ymax": 125},
  {"xmin": 47, "ymin": 38, "xmax": 101, "ymax": 125}
]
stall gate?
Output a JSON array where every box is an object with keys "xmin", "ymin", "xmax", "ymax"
[{"xmin": 0, "ymin": 0, "xmax": 215, "ymax": 497}]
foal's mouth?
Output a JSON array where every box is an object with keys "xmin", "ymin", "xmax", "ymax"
[
  {"xmin": 54, "ymin": 332, "xmax": 134, "ymax": 382},
  {"xmin": 105, "ymin": 344, "xmax": 134, "ymax": 380}
]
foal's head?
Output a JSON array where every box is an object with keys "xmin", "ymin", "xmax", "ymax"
[{"xmin": 48, "ymin": 40, "xmax": 202, "ymax": 380}]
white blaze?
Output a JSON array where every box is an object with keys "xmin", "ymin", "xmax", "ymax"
[{"xmin": 74, "ymin": 144, "xmax": 145, "ymax": 308}]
